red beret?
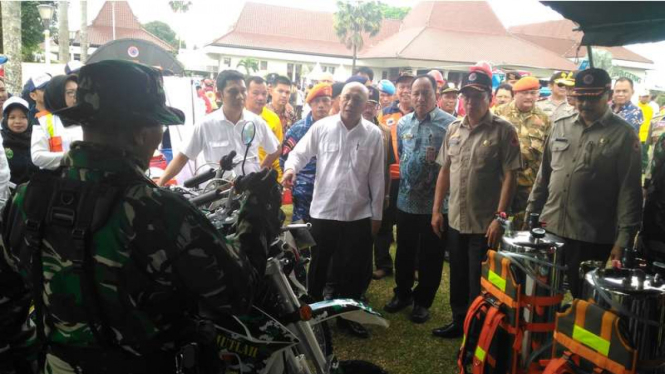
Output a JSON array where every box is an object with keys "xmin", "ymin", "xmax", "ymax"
[
  {"xmin": 306, "ymin": 83, "xmax": 333, "ymax": 104},
  {"xmin": 512, "ymin": 76, "xmax": 540, "ymax": 92}
]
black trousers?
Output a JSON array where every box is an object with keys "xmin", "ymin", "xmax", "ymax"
[
  {"xmin": 561, "ymin": 238, "xmax": 612, "ymax": 298},
  {"xmin": 374, "ymin": 180, "xmax": 399, "ymax": 271},
  {"xmin": 448, "ymin": 228, "xmax": 489, "ymax": 322},
  {"xmin": 394, "ymin": 210, "xmax": 446, "ymax": 308},
  {"xmin": 309, "ymin": 218, "xmax": 373, "ymax": 301}
]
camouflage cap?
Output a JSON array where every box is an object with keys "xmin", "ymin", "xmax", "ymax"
[{"xmin": 55, "ymin": 59, "xmax": 184, "ymax": 128}]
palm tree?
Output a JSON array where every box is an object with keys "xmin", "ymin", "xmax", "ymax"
[
  {"xmin": 236, "ymin": 57, "xmax": 259, "ymax": 76},
  {"xmin": 333, "ymin": 0, "xmax": 383, "ymax": 72},
  {"xmin": 1, "ymin": 1, "xmax": 21, "ymax": 93},
  {"xmin": 168, "ymin": 1, "xmax": 191, "ymax": 51}
]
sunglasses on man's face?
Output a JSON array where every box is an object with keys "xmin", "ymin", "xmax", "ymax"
[{"xmin": 556, "ymin": 83, "xmax": 567, "ymax": 88}]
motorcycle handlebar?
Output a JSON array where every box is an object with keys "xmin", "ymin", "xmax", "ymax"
[
  {"xmin": 189, "ymin": 188, "xmax": 223, "ymax": 206},
  {"xmin": 183, "ymin": 168, "xmax": 216, "ymax": 188}
]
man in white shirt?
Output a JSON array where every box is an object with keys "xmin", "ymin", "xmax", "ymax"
[
  {"xmin": 282, "ymin": 82, "xmax": 385, "ymax": 338},
  {"xmin": 158, "ymin": 70, "xmax": 280, "ymax": 185}
]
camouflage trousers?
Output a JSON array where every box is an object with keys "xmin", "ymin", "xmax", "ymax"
[{"xmin": 510, "ymin": 185, "xmax": 532, "ymax": 230}]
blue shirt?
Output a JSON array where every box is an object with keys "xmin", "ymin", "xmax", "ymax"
[
  {"xmin": 397, "ymin": 108, "xmax": 455, "ymax": 214},
  {"xmin": 280, "ymin": 113, "xmax": 316, "ymax": 222},
  {"xmin": 613, "ymin": 101, "xmax": 644, "ymax": 133}
]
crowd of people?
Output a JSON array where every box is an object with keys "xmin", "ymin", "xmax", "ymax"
[{"xmin": 1, "ymin": 57, "xmax": 665, "ymax": 372}]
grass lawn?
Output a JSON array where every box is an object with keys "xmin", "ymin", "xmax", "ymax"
[{"xmin": 281, "ymin": 204, "xmax": 461, "ymax": 374}]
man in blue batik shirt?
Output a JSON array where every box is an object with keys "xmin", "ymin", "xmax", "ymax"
[
  {"xmin": 612, "ymin": 77, "xmax": 644, "ymax": 134},
  {"xmin": 383, "ymin": 75, "xmax": 456, "ymax": 324}
]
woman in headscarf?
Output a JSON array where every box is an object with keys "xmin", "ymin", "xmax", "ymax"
[
  {"xmin": 2, "ymin": 97, "xmax": 38, "ymax": 185},
  {"xmin": 31, "ymin": 74, "xmax": 83, "ymax": 170}
]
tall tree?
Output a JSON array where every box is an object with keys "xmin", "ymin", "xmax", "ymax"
[
  {"xmin": 378, "ymin": 3, "xmax": 410, "ymax": 20},
  {"xmin": 144, "ymin": 21, "xmax": 179, "ymax": 50},
  {"xmin": 236, "ymin": 57, "xmax": 259, "ymax": 76},
  {"xmin": 58, "ymin": 0, "xmax": 69, "ymax": 62},
  {"xmin": 1, "ymin": 1, "xmax": 21, "ymax": 93},
  {"xmin": 333, "ymin": 0, "xmax": 383, "ymax": 71},
  {"xmin": 80, "ymin": 0, "xmax": 88, "ymax": 62},
  {"xmin": 168, "ymin": 1, "xmax": 191, "ymax": 51},
  {"xmin": 21, "ymin": 1, "xmax": 57, "ymax": 62}
]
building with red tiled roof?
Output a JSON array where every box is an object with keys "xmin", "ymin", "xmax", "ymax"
[
  {"xmin": 71, "ymin": 1, "xmax": 175, "ymax": 59},
  {"xmin": 203, "ymin": 1, "xmax": 581, "ymax": 83},
  {"xmin": 509, "ymin": 19, "xmax": 654, "ymax": 83}
]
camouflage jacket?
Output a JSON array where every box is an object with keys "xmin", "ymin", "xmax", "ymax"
[
  {"xmin": 494, "ymin": 102, "xmax": 552, "ymax": 188},
  {"xmin": 0, "ymin": 142, "xmax": 266, "ymax": 363}
]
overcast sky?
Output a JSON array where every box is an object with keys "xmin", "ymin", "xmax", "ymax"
[{"xmin": 67, "ymin": 0, "xmax": 665, "ymax": 87}]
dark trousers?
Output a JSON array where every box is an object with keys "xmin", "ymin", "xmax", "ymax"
[
  {"xmin": 309, "ymin": 218, "xmax": 373, "ymax": 301},
  {"xmin": 561, "ymin": 238, "xmax": 612, "ymax": 298},
  {"xmin": 394, "ymin": 210, "xmax": 446, "ymax": 308},
  {"xmin": 448, "ymin": 228, "xmax": 489, "ymax": 322},
  {"xmin": 374, "ymin": 180, "xmax": 399, "ymax": 272}
]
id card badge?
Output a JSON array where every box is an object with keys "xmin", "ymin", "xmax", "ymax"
[
  {"xmin": 425, "ymin": 146, "xmax": 437, "ymax": 162},
  {"xmin": 49, "ymin": 136, "xmax": 63, "ymax": 152}
]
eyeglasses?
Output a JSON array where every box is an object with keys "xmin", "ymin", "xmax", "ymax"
[
  {"xmin": 65, "ymin": 89, "xmax": 77, "ymax": 98},
  {"xmin": 556, "ymin": 83, "xmax": 567, "ymax": 88}
]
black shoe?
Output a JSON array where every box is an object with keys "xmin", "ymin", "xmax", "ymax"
[
  {"xmin": 337, "ymin": 318, "xmax": 369, "ymax": 339},
  {"xmin": 432, "ymin": 321, "xmax": 463, "ymax": 338},
  {"xmin": 383, "ymin": 294, "xmax": 413, "ymax": 313},
  {"xmin": 410, "ymin": 305, "xmax": 430, "ymax": 324}
]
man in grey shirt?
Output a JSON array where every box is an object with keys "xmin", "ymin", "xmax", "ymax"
[{"xmin": 527, "ymin": 68, "xmax": 642, "ymax": 297}]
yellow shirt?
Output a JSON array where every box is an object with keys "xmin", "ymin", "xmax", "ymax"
[
  {"xmin": 638, "ymin": 101, "xmax": 654, "ymax": 143},
  {"xmin": 259, "ymin": 107, "xmax": 283, "ymax": 179}
]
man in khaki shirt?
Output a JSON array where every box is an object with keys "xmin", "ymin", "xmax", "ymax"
[
  {"xmin": 527, "ymin": 68, "xmax": 642, "ymax": 297},
  {"xmin": 430, "ymin": 70, "xmax": 521, "ymax": 338},
  {"xmin": 537, "ymin": 71, "xmax": 576, "ymax": 122}
]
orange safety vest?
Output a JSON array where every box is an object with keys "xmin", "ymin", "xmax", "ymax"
[
  {"xmin": 380, "ymin": 112, "xmax": 403, "ymax": 180},
  {"xmin": 458, "ymin": 250, "xmax": 564, "ymax": 374},
  {"xmin": 544, "ymin": 299, "xmax": 637, "ymax": 374}
]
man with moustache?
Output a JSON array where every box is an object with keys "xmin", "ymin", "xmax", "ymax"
[
  {"xmin": 439, "ymin": 87, "xmax": 459, "ymax": 117},
  {"xmin": 494, "ymin": 76, "xmax": 551, "ymax": 228},
  {"xmin": 527, "ymin": 69, "xmax": 642, "ymax": 297},
  {"xmin": 280, "ymin": 83, "xmax": 333, "ymax": 223},
  {"xmin": 431, "ymin": 70, "xmax": 521, "ymax": 338},
  {"xmin": 373, "ymin": 73, "xmax": 415, "ymax": 280},
  {"xmin": 538, "ymin": 71, "xmax": 575, "ymax": 122},
  {"xmin": 282, "ymin": 82, "xmax": 385, "ymax": 338},
  {"xmin": 157, "ymin": 70, "xmax": 280, "ymax": 185},
  {"xmin": 246, "ymin": 76, "xmax": 283, "ymax": 179}
]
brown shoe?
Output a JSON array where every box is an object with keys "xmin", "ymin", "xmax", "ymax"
[{"xmin": 372, "ymin": 269, "xmax": 392, "ymax": 280}]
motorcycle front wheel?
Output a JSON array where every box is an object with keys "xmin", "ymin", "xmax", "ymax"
[{"xmin": 337, "ymin": 360, "xmax": 388, "ymax": 374}]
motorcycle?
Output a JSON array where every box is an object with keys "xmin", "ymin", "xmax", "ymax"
[{"xmin": 175, "ymin": 121, "xmax": 389, "ymax": 374}]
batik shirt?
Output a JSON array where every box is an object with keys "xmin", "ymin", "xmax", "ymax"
[
  {"xmin": 281, "ymin": 113, "xmax": 316, "ymax": 222},
  {"xmin": 613, "ymin": 101, "xmax": 644, "ymax": 134},
  {"xmin": 397, "ymin": 108, "xmax": 455, "ymax": 214}
]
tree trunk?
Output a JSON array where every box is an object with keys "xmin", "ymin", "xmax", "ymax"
[
  {"xmin": 80, "ymin": 0, "xmax": 88, "ymax": 62},
  {"xmin": 352, "ymin": 43, "xmax": 357, "ymax": 73},
  {"xmin": 58, "ymin": 1, "xmax": 70, "ymax": 62},
  {"xmin": 1, "ymin": 1, "xmax": 21, "ymax": 94}
]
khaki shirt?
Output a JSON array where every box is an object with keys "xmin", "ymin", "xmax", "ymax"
[
  {"xmin": 527, "ymin": 109, "xmax": 642, "ymax": 248},
  {"xmin": 537, "ymin": 98, "xmax": 576, "ymax": 122},
  {"xmin": 494, "ymin": 101, "xmax": 551, "ymax": 188},
  {"xmin": 436, "ymin": 111, "xmax": 522, "ymax": 234}
]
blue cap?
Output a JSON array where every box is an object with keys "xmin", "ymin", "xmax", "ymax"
[
  {"xmin": 345, "ymin": 75, "xmax": 369, "ymax": 85},
  {"xmin": 26, "ymin": 73, "xmax": 52, "ymax": 92},
  {"xmin": 377, "ymin": 80, "xmax": 395, "ymax": 95}
]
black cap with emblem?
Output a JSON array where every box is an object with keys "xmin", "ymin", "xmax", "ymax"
[
  {"xmin": 571, "ymin": 68, "xmax": 612, "ymax": 97},
  {"xmin": 460, "ymin": 71, "xmax": 492, "ymax": 95}
]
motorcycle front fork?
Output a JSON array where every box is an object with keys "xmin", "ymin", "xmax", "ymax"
[{"xmin": 265, "ymin": 257, "xmax": 328, "ymax": 374}]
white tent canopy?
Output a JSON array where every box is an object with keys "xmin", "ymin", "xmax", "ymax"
[{"xmin": 333, "ymin": 63, "xmax": 349, "ymax": 82}]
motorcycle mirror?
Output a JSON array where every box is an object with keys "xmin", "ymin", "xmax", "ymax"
[{"xmin": 241, "ymin": 121, "xmax": 256, "ymax": 146}]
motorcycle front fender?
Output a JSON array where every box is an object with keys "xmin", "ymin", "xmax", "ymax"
[{"xmin": 308, "ymin": 299, "xmax": 389, "ymax": 328}]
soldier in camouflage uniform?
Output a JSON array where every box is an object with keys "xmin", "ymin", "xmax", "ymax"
[
  {"xmin": 494, "ymin": 76, "xmax": 551, "ymax": 228},
  {"xmin": 0, "ymin": 60, "xmax": 269, "ymax": 374}
]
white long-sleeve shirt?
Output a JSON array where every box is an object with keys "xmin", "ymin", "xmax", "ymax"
[
  {"xmin": 31, "ymin": 113, "xmax": 83, "ymax": 170},
  {"xmin": 0, "ymin": 132, "xmax": 10, "ymax": 206},
  {"xmin": 284, "ymin": 114, "xmax": 385, "ymax": 222}
]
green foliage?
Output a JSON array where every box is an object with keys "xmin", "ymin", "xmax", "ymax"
[
  {"xmin": 591, "ymin": 48, "xmax": 642, "ymax": 83},
  {"xmin": 21, "ymin": 1, "xmax": 58, "ymax": 62},
  {"xmin": 334, "ymin": 1, "xmax": 383, "ymax": 69},
  {"xmin": 378, "ymin": 2, "xmax": 410, "ymax": 20},
  {"xmin": 656, "ymin": 94, "xmax": 665, "ymax": 109},
  {"xmin": 168, "ymin": 1, "xmax": 192, "ymax": 13},
  {"xmin": 144, "ymin": 21, "xmax": 181, "ymax": 50},
  {"xmin": 237, "ymin": 57, "xmax": 259, "ymax": 76}
]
